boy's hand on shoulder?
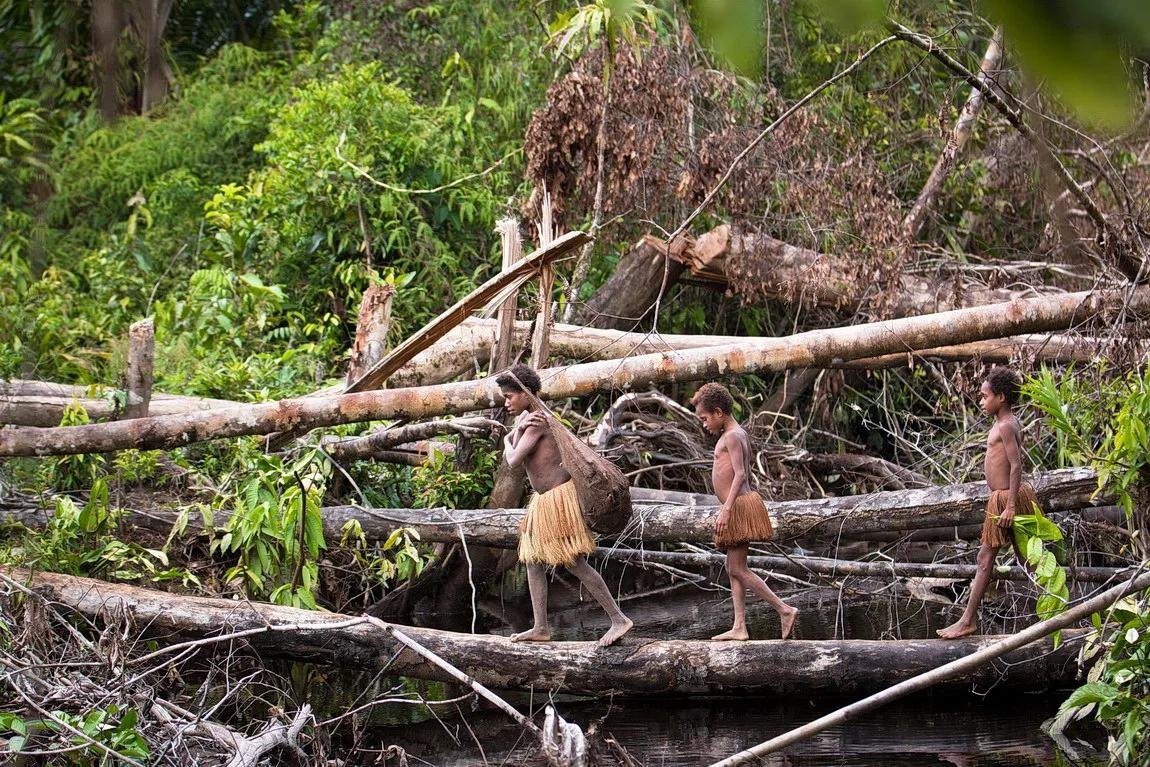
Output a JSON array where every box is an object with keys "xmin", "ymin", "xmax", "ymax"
[{"xmin": 521, "ymin": 411, "xmax": 548, "ymax": 431}]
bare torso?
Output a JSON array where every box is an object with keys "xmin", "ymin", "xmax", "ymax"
[
  {"xmin": 514, "ymin": 413, "xmax": 570, "ymax": 493},
  {"xmin": 712, "ymin": 425, "xmax": 753, "ymax": 503},
  {"xmin": 984, "ymin": 414, "xmax": 1021, "ymax": 491}
]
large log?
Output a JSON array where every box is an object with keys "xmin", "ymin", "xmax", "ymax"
[
  {"xmin": 681, "ymin": 224, "xmax": 1064, "ymax": 317},
  {"xmin": 2, "ymin": 326, "xmax": 1094, "ymax": 428},
  {"xmin": 580, "ymin": 235, "xmax": 688, "ymax": 330},
  {"xmin": 6, "ymin": 569, "xmax": 1083, "ymax": 696},
  {"xmin": 0, "ymin": 381, "xmax": 239, "ymax": 427},
  {"xmin": 315, "ymin": 468, "xmax": 1097, "ymax": 548},
  {"xmin": 600, "ymin": 546, "xmax": 1128, "ymax": 584},
  {"xmin": 3, "ymin": 288, "xmax": 1146, "ymax": 456}
]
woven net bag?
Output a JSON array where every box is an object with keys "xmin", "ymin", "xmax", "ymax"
[{"xmin": 520, "ymin": 388, "xmax": 632, "ymax": 535}]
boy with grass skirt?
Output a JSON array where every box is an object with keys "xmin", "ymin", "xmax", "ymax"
[{"xmin": 691, "ymin": 382, "xmax": 799, "ymax": 641}]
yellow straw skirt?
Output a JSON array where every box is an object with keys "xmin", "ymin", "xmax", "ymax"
[
  {"xmin": 714, "ymin": 491, "xmax": 775, "ymax": 549},
  {"xmin": 981, "ymin": 482, "xmax": 1039, "ymax": 548},
  {"xmin": 518, "ymin": 480, "xmax": 596, "ymax": 566}
]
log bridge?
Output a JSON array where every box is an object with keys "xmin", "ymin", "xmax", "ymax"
[{"xmin": 6, "ymin": 569, "xmax": 1085, "ymax": 697}]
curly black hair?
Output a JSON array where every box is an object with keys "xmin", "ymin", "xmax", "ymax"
[
  {"xmin": 495, "ymin": 363, "xmax": 542, "ymax": 395},
  {"xmin": 691, "ymin": 382, "xmax": 735, "ymax": 415},
  {"xmin": 984, "ymin": 366, "xmax": 1023, "ymax": 407}
]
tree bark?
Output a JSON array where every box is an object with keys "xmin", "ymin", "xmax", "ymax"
[
  {"xmin": 902, "ymin": 28, "xmax": 1003, "ymax": 240},
  {"xmin": 124, "ymin": 318, "xmax": 155, "ymax": 419},
  {"xmin": 492, "ymin": 218, "xmax": 523, "ymax": 373},
  {"xmin": 1, "ymin": 381, "xmax": 237, "ymax": 427},
  {"xmin": 682, "ymin": 224, "xmax": 1062, "ymax": 317},
  {"xmin": 0, "ymin": 469, "xmax": 1098, "ymax": 552},
  {"xmin": 6, "ymin": 569, "xmax": 1084, "ymax": 696},
  {"xmin": 320, "ymin": 417, "xmax": 502, "ymax": 462},
  {"xmin": 3, "ymin": 288, "xmax": 1146, "ymax": 456},
  {"xmin": 598, "ymin": 546, "xmax": 1127, "ymax": 584},
  {"xmin": 579, "ymin": 235, "xmax": 688, "ymax": 330},
  {"xmin": 346, "ymin": 284, "xmax": 395, "ymax": 385}
]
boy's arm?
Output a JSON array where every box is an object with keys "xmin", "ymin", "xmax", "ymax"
[
  {"xmin": 998, "ymin": 419, "xmax": 1025, "ymax": 528},
  {"xmin": 503, "ymin": 425, "xmax": 545, "ymax": 468}
]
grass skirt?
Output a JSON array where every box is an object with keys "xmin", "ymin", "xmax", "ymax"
[
  {"xmin": 714, "ymin": 491, "xmax": 775, "ymax": 549},
  {"xmin": 518, "ymin": 480, "xmax": 596, "ymax": 566},
  {"xmin": 982, "ymin": 482, "xmax": 1039, "ymax": 548}
]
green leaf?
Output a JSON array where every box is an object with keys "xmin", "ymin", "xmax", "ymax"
[
  {"xmin": 1061, "ymin": 681, "xmax": 1120, "ymax": 710},
  {"xmin": 691, "ymin": 0, "xmax": 763, "ymax": 78},
  {"xmin": 981, "ymin": 0, "xmax": 1140, "ymax": 130}
]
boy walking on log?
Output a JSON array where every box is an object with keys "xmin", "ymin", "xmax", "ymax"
[
  {"xmin": 938, "ymin": 366, "xmax": 1038, "ymax": 639},
  {"xmin": 692, "ymin": 382, "xmax": 798, "ymax": 641},
  {"xmin": 497, "ymin": 364, "xmax": 633, "ymax": 647}
]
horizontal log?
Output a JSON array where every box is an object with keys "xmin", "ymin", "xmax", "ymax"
[
  {"xmin": 316, "ymin": 468, "xmax": 1097, "ymax": 547},
  {"xmin": 599, "ymin": 547, "xmax": 1129, "ymax": 583},
  {"xmin": 5, "ymin": 569, "xmax": 1084, "ymax": 696},
  {"xmin": 3, "ymin": 288, "xmax": 1147, "ymax": 456}
]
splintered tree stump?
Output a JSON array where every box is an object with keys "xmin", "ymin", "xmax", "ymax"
[
  {"xmin": 124, "ymin": 318, "xmax": 155, "ymax": 419},
  {"xmin": 346, "ymin": 284, "xmax": 395, "ymax": 385}
]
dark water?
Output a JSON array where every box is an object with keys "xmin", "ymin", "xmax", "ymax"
[{"xmin": 369, "ymin": 693, "xmax": 1107, "ymax": 766}]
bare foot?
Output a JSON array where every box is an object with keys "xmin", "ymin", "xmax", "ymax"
[
  {"xmin": 711, "ymin": 627, "xmax": 750, "ymax": 641},
  {"xmin": 510, "ymin": 627, "xmax": 551, "ymax": 642},
  {"xmin": 936, "ymin": 621, "xmax": 978, "ymax": 640},
  {"xmin": 597, "ymin": 617, "xmax": 634, "ymax": 647},
  {"xmin": 780, "ymin": 606, "xmax": 799, "ymax": 640}
]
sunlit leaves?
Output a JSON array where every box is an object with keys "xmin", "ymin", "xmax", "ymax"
[
  {"xmin": 982, "ymin": 0, "xmax": 1145, "ymax": 130},
  {"xmin": 690, "ymin": 0, "xmax": 764, "ymax": 78}
]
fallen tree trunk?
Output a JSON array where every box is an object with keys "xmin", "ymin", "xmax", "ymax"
[
  {"xmin": 579, "ymin": 235, "xmax": 688, "ymax": 330},
  {"xmin": 6, "ymin": 569, "xmax": 1084, "ymax": 696},
  {"xmin": 0, "ymin": 387, "xmax": 240, "ymax": 427},
  {"xmin": 4, "ymin": 288, "xmax": 1145, "ymax": 456},
  {"xmin": 314, "ymin": 468, "xmax": 1096, "ymax": 547},
  {"xmin": 599, "ymin": 546, "xmax": 1129, "ymax": 584},
  {"xmin": 2, "ymin": 328, "xmax": 1096, "ymax": 427},
  {"xmin": 680, "ymin": 224, "xmax": 1066, "ymax": 317},
  {"xmin": 319, "ymin": 417, "xmax": 503, "ymax": 462}
]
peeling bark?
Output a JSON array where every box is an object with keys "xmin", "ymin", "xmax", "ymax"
[
  {"xmin": 124, "ymin": 318, "xmax": 155, "ymax": 419},
  {"xmin": 2, "ymin": 288, "xmax": 1145, "ymax": 456}
]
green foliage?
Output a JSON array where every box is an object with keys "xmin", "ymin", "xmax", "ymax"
[
  {"xmin": 341, "ymin": 521, "xmax": 429, "ymax": 588},
  {"xmin": 1025, "ymin": 366, "xmax": 1150, "ymax": 760},
  {"xmin": 206, "ymin": 61, "xmax": 504, "ymax": 337},
  {"xmin": 691, "ymin": 0, "xmax": 765, "ymax": 77},
  {"xmin": 411, "ymin": 443, "xmax": 499, "ymax": 509},
  {"xmin": 1057, "ymin": 594, "xmax": 1150, "ymax": 765},
  {"xmin": 981, "ymin": 0, "xmax": 1147, "ymax": 130},
  {"xmin": 38, "ymin": 402, "xmax": 106, "ymax": 491},
  {"xmin": 1025, "ymin": 366, "xmax": 1150, "ymax": 522},
  {"xmin": 47, "ymin": 705, "xmax": 150, "ymax": 763},
  {"xmin": 1013, "ymin": 510, "xmax": 1069, "ymax": 643},
  {"xmin": 50, "ymin": 44, "xmax": 288, "ymax": 236},
  {"xmin": 209, "ymin": 445, "xmax": 329, "ymax": 609},
  {"xmin": 550, "ymin": 0, "xmax": 665, "ymax": 66},
  {"xmin": 2, "ymin": 479, "xmax": 174, "ymax": 581}
]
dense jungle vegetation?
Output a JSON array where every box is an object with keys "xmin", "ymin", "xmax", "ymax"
[{"xmin": 2, "ymin": 0, "xmax": 1150, "ymax": 764}]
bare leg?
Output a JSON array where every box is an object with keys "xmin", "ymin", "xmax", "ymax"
[
  {"xmin": 510, "ymin": 563, "xmax": 551, "ymax": 642},
  {"xmin": 715, "ymin": 545, "xmax": 798, "ymax": 640},
  {"xmin": 938, "ymin": 543, "xmax": 999, "ymax": 639},
  {"xmin": 567, "ymin": 556, "xmax": 633, "ymax": 646},
  {"xmin": 712, "ymin": 555, "xmax": 749, "ymax": 640}
]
